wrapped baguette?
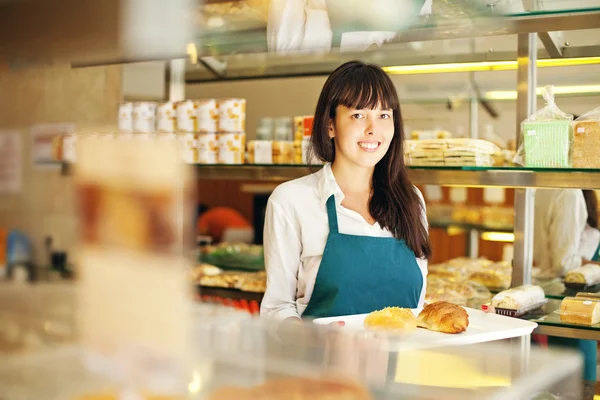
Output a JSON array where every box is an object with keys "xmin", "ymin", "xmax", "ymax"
[
  {"xmin": 560, "ymin": 297, "xmax": 600, "ymax": 326},
  {"xmin": 564, "ymin": 264, "xmax": 600, "ymax": 285},
  {"xmin": 491, "ymin": 285, "xmax": 545, "ymax": 310}
]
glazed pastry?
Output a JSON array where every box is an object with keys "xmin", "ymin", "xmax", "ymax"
[
  {"xmin": 417, "ymin": 301, "xmax": 469, "ymax": 334},
  {"xmin": 363, "ymin": 307, "xmax": 417, "ymax": 334},
  {"xmin": 491, "ymin": 285, "xmax": 545, "ymax": 310}
]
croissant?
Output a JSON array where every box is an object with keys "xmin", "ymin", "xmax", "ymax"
[{"xmin": 417, "ymin": 301, "xmax": 469, "ymax": 334}]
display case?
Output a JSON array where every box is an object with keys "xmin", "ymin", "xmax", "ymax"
[{"xmin": 0, "ymin": 287, "xmax": 585, "ymax": 400}]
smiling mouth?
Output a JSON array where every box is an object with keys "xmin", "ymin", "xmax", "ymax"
[{"xmin": 358, "ymin": 141, "xmax": 381, "ymax": 152}]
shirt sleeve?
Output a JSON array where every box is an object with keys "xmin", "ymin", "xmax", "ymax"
[
  {"xmin": 414, "ymin": 187, "xmax": 428, "ymax": 308},
  {"xmin": 260, "ymin": 196, "xmax": 303, "ymax": 321},
  {"xmin": 549, "ymin": 190, "xmax": 588, "ymax": 276}
]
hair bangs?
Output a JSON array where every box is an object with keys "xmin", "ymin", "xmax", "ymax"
[{"xmin": 333, "ymin": 66, "xmax": 398, "ymax": 113}]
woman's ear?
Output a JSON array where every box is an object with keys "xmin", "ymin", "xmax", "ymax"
[{"xmin": 328, "ymin": 119, "xmax": 335, "ymax": 139}]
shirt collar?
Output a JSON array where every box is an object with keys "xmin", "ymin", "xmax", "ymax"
[{"xmin": 317, "ymin": 163, "xmax": 345, "ymax": 210}]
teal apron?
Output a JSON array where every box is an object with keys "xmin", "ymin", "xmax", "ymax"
[{"xmin": 302, "ymin": 195, "xmax": 423, "ymax": 318}]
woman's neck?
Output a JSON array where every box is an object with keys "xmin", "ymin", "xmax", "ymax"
[{"xmin": 331, "ymin": 160, "xmax": 373, "ymax": 195}]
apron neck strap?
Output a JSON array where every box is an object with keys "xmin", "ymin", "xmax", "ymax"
[{"xmin": 325, "ymin": 195, "xmax": 339, "ymax": 234}]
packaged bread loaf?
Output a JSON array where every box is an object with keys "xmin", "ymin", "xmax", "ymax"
[
  {"xmin": 491, "ymin": 284, "xmax": 545, "ymax": 310},
  {"xmin": 564, "ymin": 264, "xmax": 600, "ymax": 286},
  {"xmin": 514, "ymin": 86, "xmax": 574, "ymax": 167},
  {"xmin": 560, "ymin": 297, "xmax": 600, "ymax": 326},
  {"xmin": 573, "ymin": 107, "xmax": 600, "ymax": 168}
]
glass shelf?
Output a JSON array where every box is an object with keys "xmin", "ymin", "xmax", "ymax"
[
  {"xmin": 428, "ymin": 219, "xmax": 513, "ymax": 233},
  {"xmin": 195, "ymin": 164, "xmax": 600, "ymax": 189},
  {"xmin": 189, "ymin": 1, "xmax": 600, "ymax": 81}
]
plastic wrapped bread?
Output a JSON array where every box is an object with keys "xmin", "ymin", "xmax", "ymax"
[
  {"xmin": 514, "ymin": 86, "xmax": 574, "ymax": 167},
  {"xmin": 573, "ymin": 107, "xmax": 600, "ymax": 168},
  {"xmin": 491, "ymin": 285, "xmax": 545, "ymax": 310},
  {"xmin": 564, "ymin": 264, "xmax": 600, "ymax": 285},
  {"xmin": 560, "ymin": 297, "xmax": 600, "ymax": 326}
]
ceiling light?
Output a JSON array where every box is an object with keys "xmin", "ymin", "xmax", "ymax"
[
  {"xmin": 485, "ymin": 85, "xmax": 600, "ymax": 100},
  {"xmin": 383, "ymin": 57, "xmax": 600, "ymax": 75}
]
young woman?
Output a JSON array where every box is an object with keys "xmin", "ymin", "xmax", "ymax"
[{"xmin": 260, "ymin": 60, "xmax": 431, "ymax": 320}]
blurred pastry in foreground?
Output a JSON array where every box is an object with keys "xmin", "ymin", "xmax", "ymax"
[
  {"xmin": 417, "ymin": 301, "xmax": 469, "ymax": 334},
  {"xmin": 363, "ymin": 307, "xmax": 417, "ymax": 334},
  {"xmin": 206, "ymin": 377, "xmax": 373, "ymax": 400}
]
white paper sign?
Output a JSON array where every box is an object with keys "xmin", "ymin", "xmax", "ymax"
[
  {"xmin": 30, "ymin": 123, "xmax": 75, "ymax": 167},
  {"xmin": 423, "ymin": 185, "xmax": 443, "ymax": 202},
  {"xmin": 484, "ymin": 187, "xmax": 506, "ymax": 204},
  {"xmin": 449, "ymin": 187, "xmax": 468, "ymax": 204},
  {"xmin": 0, "ymin": 131, "xmax": 22, "ymax": 194}
]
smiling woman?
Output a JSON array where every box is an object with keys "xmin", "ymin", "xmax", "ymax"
[{"xmin": 260, "ymin": 60, "xmax": 431, "ymax": 321}]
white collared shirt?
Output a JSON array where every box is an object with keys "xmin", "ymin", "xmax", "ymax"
[
  {"xmin": 260, "ymin": 163, "xmax": 428, "ymax": 320},
  {"xmin": 533, "ymin": 188, "xmax": 599, "ymax": 278}
]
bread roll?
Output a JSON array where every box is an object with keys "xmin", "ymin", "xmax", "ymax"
[
  {"xmin": 363, "ymin": 307, "xmax": 417, "ymax": 334},
  {"xmin": 206, "ymin": 377, "xmax": 373, "ymax": 400},
  {"xmin": 565, "ymin": 264, "xmax": 600, "ymax": 285},
  {"xmin": 417, "ymin": 301, "xmax": 469, "ymax": 334},
  {"xmin": 560, "ymin": 297, "xmax": 600, "ymax": 326},
  {"xmin": 491, "ymin": 285, "xmax": 545, "ymax": 310}
]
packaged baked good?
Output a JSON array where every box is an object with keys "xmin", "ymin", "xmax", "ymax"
[
  {"xmin": 564, "ymin": 264, "xmax": 600, "ymax": 286},
  {"xmin": 573, "ymin": 107, "xmax": 600, "ymax": 168},
  {"xmin": 272, "ymin": 141, "xmax": 294, "ymax": 164},
  {"xmin": 559, "ymin": 297, "xmax": 600, "ymax": 326},
  {"xmin": 491, "ymin": 285, "xmax": 545, "ymax": 310},
  {"xmin": 118, "ymin": 103, "xmax": 133, "ymax": 133},
  {"xmin": 514, "ymin": 86, "xmax": 574, "ymax": 168}
]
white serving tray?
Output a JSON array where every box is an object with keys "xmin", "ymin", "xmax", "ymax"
[{"xmin": 313, "ymin": 307, "xmax": 537, "ymax": 348}]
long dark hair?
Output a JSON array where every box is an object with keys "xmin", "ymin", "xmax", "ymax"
[
  {"xmin": 583, "ymin": 190, "xmax": 598, "ymax": 229},
  {"xmin": 310, "ymin": 60, "xmax": 432, "ymax": 259}
]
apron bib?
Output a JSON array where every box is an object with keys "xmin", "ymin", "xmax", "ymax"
[
  {"xmin": 592, "ymin": 241, "xmax": 600, "ymax": 262},
  {"xmin": 302, "ymin": 195, "xmax": 424, "ymax": 318}
]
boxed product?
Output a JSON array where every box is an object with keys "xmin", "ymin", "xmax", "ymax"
[
  {"xmin": 118, "ymin": 103, "xmax": 133, "ymax": 133},
  {"xmin": 573, "ymin": 106, "xmax": 600, "ymax": 168},
  {"xmin": 198, "ymin": 133, "xmax": 218, "ymax": 164},
  {"xmin": 515, "ymin": 86, "xmax": 574, "ymax": 168},
  {"xmin": 247, "ymin": 140, "xmax": 273, "ymax": 164},
  {"xmin": 217, "ymin": 133, "xmax": 245, "ymax": 164},
  {"xmin": 218, "ymin": 98, "xmax": 246, "ymax": 133},
  {"xmin": 157, "ymin": 102, "xmax": 177, "ymax": 133},
  {"xmin": 179, "ymin": 133, "xmax": 198, "ymax": 164},
  {"xmin": 176, "ymin": 100, "xmax": 200, "ymax": 133},
  {"xmin": 273, "ymin": 141, "xmax": 294, "ymax": 164},
  {"xmin": 132, "ymin": 102, "xmax": 157, "ymax": 133},
  {"xmin": 197, "ymin": 99, "xmax": 219, "ymax": 133}
]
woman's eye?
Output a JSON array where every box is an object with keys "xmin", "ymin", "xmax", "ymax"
[
  {"xmin": 380, "ymin": 114, "xmax": 391, "ymax": 120},
  {"xmin": 352, "ymin": 113, "xmax": 364, "ymax": 119}
]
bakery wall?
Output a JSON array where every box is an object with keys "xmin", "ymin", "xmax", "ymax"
[{"xmin": 0, "ymin": 64, "xmax": 122, "ymax": 266}]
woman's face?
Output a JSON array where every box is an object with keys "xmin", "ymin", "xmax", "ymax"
[{"xmin": 329, "ymin": 104, "xmax": 395, "ymax": 169}]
